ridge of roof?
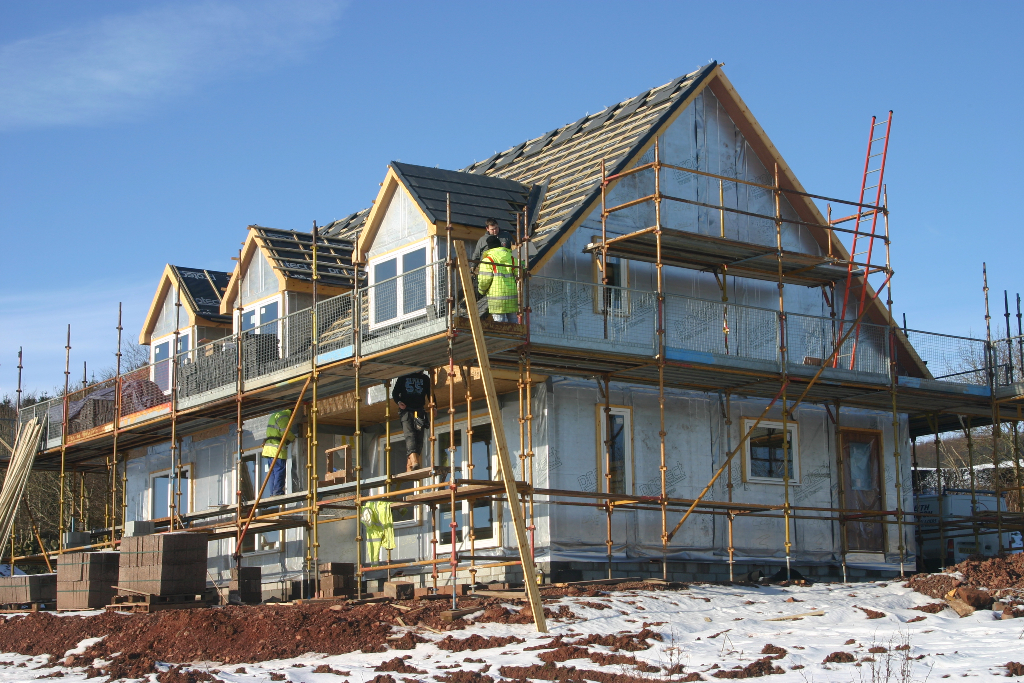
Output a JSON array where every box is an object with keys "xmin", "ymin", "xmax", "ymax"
[{"xmin": 322, "ymin": 62, "xmax": 719, "ymax": 267}]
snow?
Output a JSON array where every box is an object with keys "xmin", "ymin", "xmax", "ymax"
[{"xmin": 1, "ymin": 581, "xmax": 1023, "ymax": 681}]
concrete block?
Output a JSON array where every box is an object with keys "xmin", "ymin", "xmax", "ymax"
[
  {"xmin": 62, "ymin": 532, "xmax": 91, "ymax": 549},
  {"xmin": 118, "ymin": 532, "xmax": 207, "ymax": 596},
  {"xmin": 383, "ymin": 581, "xmax": 414, "ymax": 600},
  {"xmin": 319, "ymin": 562, "xmax": 355, "ymax": 576},
  {"xmin": 123, "ymin": 521, "xmax": 154, "ymax": 537},
  {"xmin": 0, "ymin": 574, "xmax": 57, "ymax": 604},
  {"xmin": 229, "ymin": 566, "xmax": 261, "ymax": 605}
]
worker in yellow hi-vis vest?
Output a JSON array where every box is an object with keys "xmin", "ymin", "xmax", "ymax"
[{"xmin": 263, "ymin": 409, "xmax": 294, "ymax": 496}]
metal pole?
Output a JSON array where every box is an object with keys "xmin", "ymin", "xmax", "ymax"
[
  {"xmin": 234, "ymin": 247, "xmax": 245, "ymax": 576},
  {"xmin": 170, "ymin": 284, "xmax": 182, "ymax": 528},
  {"xmin": 310, "ymin": 219, "xmax": 321, "ymax": 596},
  {"xmin": 882, "ymin": 191, "xmax": 905, "ymax": 577},
  {"xmin": 983, "ymin": 264, "xmax": 1004, "ymax": 553},
  {"xmin": 961, "ymin": 416, "xmax": 979, "ymax": 552},
  {"xmin": 59, "ymin": 325, "xmax": 71, "ymax": 553},
  {"xmin": 834, "ymin": 400, "xmax": 849, "ymax": 582},
  {"xmin": 463, "ymin": 365, "xmax": 476, "ymax": 591},
  {"xmin": 603, "ymin": 374, "xmax": 613, "ymax": 579},
  {"xmin": 353, "ymin": 255, "xmax": 364, "ymax": 598},
  {"xmin": 775, "ymin": 164, "xmax": 792, "ymax": 581},
  {"xmin": 655, "ymin": 141, "xmax": 668, "ymax": 581},
  {"xmin": 111, "ymin": 305, "xmax": 123, "ymax": 543}
]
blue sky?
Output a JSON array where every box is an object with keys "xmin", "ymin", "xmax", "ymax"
[{"xmin": 1, "ymin": 0, "xmax": 1022, "ymax": 395}]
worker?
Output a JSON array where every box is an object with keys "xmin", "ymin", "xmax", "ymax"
[
  {"xmin": 391, "ymin": 371, "xmax": 430, "ymax": 471},
  {"xmin": 478, "ymin": 235, "xmax": 520, "ymax": 323},
  {"xmin": 262, "ymin": 408, "xmax": 295, "ymax": 496},
  {"xmin": 473, "ymin": 217, "xmax": 512, "ymax": 263}
]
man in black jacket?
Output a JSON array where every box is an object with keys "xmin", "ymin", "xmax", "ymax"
[
  {"xmin": 473, "ymin": 217, "xmax": 512, "ymax": 263},
  {"xmin": 391, "ymin": 371, "xmax": 430, "ymax": 471}
]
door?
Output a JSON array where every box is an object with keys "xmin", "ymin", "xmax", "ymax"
[
  {"xmin": 436, "ymin": 423, "xmax": 495, "ymax": 548},
  {"xmin": 841, "ymin": 430, "xmax": 884, "ymax": 552}
]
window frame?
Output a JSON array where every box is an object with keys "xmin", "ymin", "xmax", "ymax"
[
  {"xmin": 148, "ymin": 463, "xmax": 193, "ymax": 521},
  {"xmin": 591, "ymin": 242, "xmax": 630, "ymax": 316},
  {"xmin": 595, "ymin": 405, "xmax": 634, "ymax": 495},
  {"xmin": 237, "ymin": 447, "xmax": 285, "ymax": 555},
  {"xmin": 151, "ymin": 331, "xmax": 191, "ymax": 394},
  {"xmin": 368, "ymin": 240, "xmax": 434, "ymax": 329},
  {"xmin": 433, "ymin": 413, "xmax": 501, "ymax": 553},
  {"xmin": 372, "ymin": 431, "xmax": 422, "ymax": 529},
  {"xmin": 742, "ymin": 418, "xmax": 801, "ymax": 485}
]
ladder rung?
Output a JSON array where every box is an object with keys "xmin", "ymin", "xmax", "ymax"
[
  {"xmin": 865, "ymin": 168, "xmax": 881, "ymax": 174},
  {"xmin": 873, "ymin": 121, "xmax": 888, "ymax": 127},
  {"xmin": 865, "ymin": 185, "xmax": 879, "ymax": 190},
  {"xmin": 871, "ymin": 136, "xmax": 888, "ymax": 142},
  {"xmin": 868, "ymin": 152, "xmax": 885, "ymax": 158}
]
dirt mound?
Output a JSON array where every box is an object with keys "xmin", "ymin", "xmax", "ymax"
[
  {"xmin": 537, "ymin": 645, "xmax": 658, "ymax": 672},
  {"xmin": 374, "ymin": 656, "xmax": 425, "ymax": 674},
  {"xmin": 854, "ymin": 605, "xmax": 885, "ymax": 619},
  {"xmin": 760, "ymin": 644, "xmax": 786, "ymax": 659},
  {"xmin": 712, "ymin": 657, "xmax": 784, "ymax": 678},
  {"xmin": 435, "ymin": 671, "xmax": 494, "ymax": 683},
  {"xmin": 498, "ymin": 662, "xmax": 660, "ymax": 683},
  {"xmin": 435, "ymin": 634, "xmax": 525, "ymax": 652},
  {"xmin": 910, "ymin": 602, "xmax": 946, "ymax": 613},
  {"xmin": 822, "ymin": 651, "xmax": 855, "ymax": 664},
  {"xmin": 906, "ymin": 554, "xmax": 1024, "ymax": 598},
  {"xmin": 1006, "ymin": 661, "xmax": 1024, "ymax": 676},
  {"xmin": 0, "ymin": 602, "xmax": 401, "ymax": 674}
]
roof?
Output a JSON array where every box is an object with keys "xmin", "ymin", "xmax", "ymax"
[
  {"xmin": 390, "ymin": 162, "xmax": 532, "ymax": 234},
  {"xmin": 323, "ymin": 63, "xmax": 717, "ymax": 266},
  {"xmin": 465, "ymin": 63, "xmax": 719, "ymax": 265},
  {"xmin": 170, "ymin": 266, "xmax": 231, "ymax": 324},
  {"xmin": 250, "ymin": 225, "xmax": 359, "ymax": 289},
  {"xmin": 323, "ymin": 209, "xmax": 369, "ymax": 242}
]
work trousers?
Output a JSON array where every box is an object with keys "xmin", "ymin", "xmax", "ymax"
[
  {"xmin": 400, "ymin": 408, "xmax": 427, "ymax": 456},
  {"xmin": 266, "ymin": 458, "xmax": 286, "ymax": 497}
]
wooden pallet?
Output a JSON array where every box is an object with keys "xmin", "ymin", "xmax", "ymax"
[
  {"xmin": 106, "ymin": 590, "xmax": 216, "ymax": 613},
  {"xmin": 0, "ymin": 602, "xmax": 52, "ymax": 613}
]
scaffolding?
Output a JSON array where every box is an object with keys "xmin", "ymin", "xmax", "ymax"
[{"xmin": 6, "ymin": 117, "xmax": 1024, "ymax": 636}]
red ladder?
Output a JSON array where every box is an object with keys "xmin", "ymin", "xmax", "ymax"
[{"xmin": 837, "ymin": 111, "xmax": 892, "ymax": 369}]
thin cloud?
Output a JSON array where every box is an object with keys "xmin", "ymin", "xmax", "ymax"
[{"xmin": 0, "ymin": 0, "xmax": 345, "ymax": 130}]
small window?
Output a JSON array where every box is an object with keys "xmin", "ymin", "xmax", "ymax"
[
  {"xmin": 370, "ymin": 244, "xmax": 430, "ymax": 326},
  {"xmin": 597, "ymin": 406, "xmax": 632, "ymax": 495},
  {"xmin": 153, "ymin": 341, "xmax": 171, "ymax": 391},
  {"xmin": 150, "ymin": 465, "xmax": 191, "ymax": 520},
  {"xmin": 592, "ymin": 248, "xmax": 629, "ymax": 315},
  {"xmin": 744, "ymin": 419, "xmax": 799, "ymax": 484}
]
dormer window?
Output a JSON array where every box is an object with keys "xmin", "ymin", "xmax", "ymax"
[{"xmin": 371, "ymin": 244, "xmax": 428, "ymax": 325}]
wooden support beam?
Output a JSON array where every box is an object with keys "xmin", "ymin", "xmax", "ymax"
[{"xmin": 454, "ymin": 240, "xmax": 547, "ymax": 633}]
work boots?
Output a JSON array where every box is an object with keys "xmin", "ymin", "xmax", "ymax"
[{"xmin": 406, "ymin": 452, "xmax": 421, "ymax": 472}]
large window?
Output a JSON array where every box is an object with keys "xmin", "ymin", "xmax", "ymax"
[
  {"xmin": 436, "ymin": 422, "xmax": 496, "ymax": 548},
  {"xmin": 597, "ymin": 406, "xmax": 632, "ymax": 494},
  {"xmin": 744, "ymin": 419, "xmax": 800, "ymax": 484},
  {"xmin": 370, "ymin": 244, "xmax": 429, "ymax": 326},
  {"xmin": 239, "ymin": 450, "xmax": 282, "ymax": 553}
]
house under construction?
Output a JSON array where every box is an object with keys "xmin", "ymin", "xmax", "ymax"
[{"xmin": 6, "ymin": 62, "xmax": 1024, "ymax": 629}]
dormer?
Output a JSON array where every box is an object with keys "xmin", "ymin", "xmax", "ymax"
[
  {"xmin": 139, "ymin": 265, "xmax": 232, "ymax": 391},
  {"xmin": 356, "ymin": 162, "xmax": 533, "ymax": 327},
  {"xmin": 219, "ymin": 226, "xmax": 358, "ymax": 334}
]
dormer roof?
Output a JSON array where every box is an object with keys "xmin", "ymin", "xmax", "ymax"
[{"xmin": 139, "ymin": 265, "xmax": 231, "ymax": 344}]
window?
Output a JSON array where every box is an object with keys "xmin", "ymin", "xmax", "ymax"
[
  {"xmin": 372, "ymin": 434, "xmax": 419, "ymax": 526},
  {"xmin": 436, "ymin": 422, "xmax": 496, "ymax": 548},
  {"xmin": 744, "ymin": 419, "xmax": 800, "ymax": 484},
  {"xmin": 239, "ymin": 450, "xmax": 282, "ymax": 553},
  {"xmin": 597, "ymin": 407, "xmax": 632, "ymax": 494},
  {"xmin": 370, "ymin": 244, "xmax": 430, "ymax": 326},
  {"xmin": 150, "ymin": 465, "xmax": 191, "ymax": 520},
  {"xmin": 241, "ymin": 300, "xmax": 279, "ymax": 335},
  {"xmin": 592, "ymin": 246, "xmax": 629, "ymax": 315},
  {"xmin": 152, "ymin": 334, "xmax": 189, "ymax": 392}
]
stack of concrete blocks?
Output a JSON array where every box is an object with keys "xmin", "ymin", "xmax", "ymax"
[
  {"xmin": 56, "ymin": 551, "xmax": 120, "ymax": 610},
  {"xmin": 318, "ymin": 562, "xmax": 355, "ymax": 598},
  {"xmin": 0, "ymin": 574, "xmax": 57, "ymax": 606},
  {"xmin": 229, "ymin": 567, "xmax": 262, "ymax": 605},
  {"xmin": 118, "ymin": 532, "xmax": 208, "ymax": 597}
]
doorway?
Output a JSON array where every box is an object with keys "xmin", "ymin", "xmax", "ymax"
[{"xmin": 841, "ymin": 430, "xmax": 885, "ymax": 552}]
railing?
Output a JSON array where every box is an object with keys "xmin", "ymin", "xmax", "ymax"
[
  {"xmin": 17, "ymin": 263, "xmax": 1017, "ymax": 447},
  {"xmin": 531, "ymin": 276, "xmax": 892, "ymax": 375}
]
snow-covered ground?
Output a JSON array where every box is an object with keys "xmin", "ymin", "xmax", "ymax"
[{"xmin": 1, "ymin": 581, "xmax": 1022, "ymax": 681}]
